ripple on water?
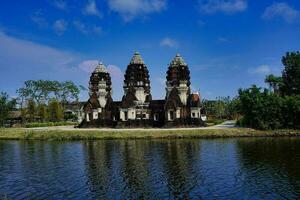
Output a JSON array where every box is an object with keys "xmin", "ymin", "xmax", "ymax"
[{"xmin": 0, "ymin": 138, "xmax": 300, "ymax": 199}]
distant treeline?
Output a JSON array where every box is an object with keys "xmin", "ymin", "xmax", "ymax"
[{"xmin": 0, "ymin": 80, "xmax": 85, "ymax": 125}]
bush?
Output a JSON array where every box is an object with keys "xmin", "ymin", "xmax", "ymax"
[
  {"xmin": 282, "ymin": 95, "xmax": 300, "ymax": 129},
  {"xmin": 25, "ymin": 121, "xmax": 78, "ymax": 128},
  {"xmin": 238, "ymin": 85, "xmax": 300, "ymax": 130}
]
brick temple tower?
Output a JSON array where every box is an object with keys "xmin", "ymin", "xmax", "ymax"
[
  {"xmin": 80, "ymin": 62, "xmax": 115, "ymax": 127},
  {"xmin": 119, "ymin": 52, "xmax": 152, "ymax": 127},
  {"xmin": 164, "ymin": 54, "xmax": 203, "ymax": 126}
]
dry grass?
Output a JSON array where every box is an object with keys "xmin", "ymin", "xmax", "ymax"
[{"xmin": 0, "ymin": 128, "xmax": 300, "ymax": 140}]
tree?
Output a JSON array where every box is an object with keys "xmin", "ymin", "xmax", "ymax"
[
  {"xmin": 281, "ymin": 51, "xmax": 300, "ymax": 95},
  {"xmin": 281, "ymin": 95, "xmax": 300, "ymax": 129},
  {"xmin": 48, "ymin": 99, "xmax": 64, "ymax": 122},
  {"xmin": 37, "ymin": 103, "xmax": 48, "ymax": 122},
  {"xmin": 238, "ymin": 85, "xmax": 283, "ymax": 130},
  {"xmin": 58, "ymin": 81, "xmax": 80, "ymax": 103},
  {"xmin": 202, "ymin": 96, "xmax": 239, "ymax": 120},
  {"xmin": 215, "ymin": 97, "xmax": 226, "ymax": 119},
  {"xmin": 27, "ymin": 99, "xmax": 36, "ymax": 122},
  {"xmin": 17, "ymin": 80, "xmax": 82, "ymax": 105},
  {"xmin": 225, "ymin": 97, "xmax": 240, "ymax": 120},
  {"xmin": 0, "ymin": 92, "xmax": 16, "ymax": 126},
  {"xmin": 265, "ymin": 74, "xmax": 282, "ymax": 94}
]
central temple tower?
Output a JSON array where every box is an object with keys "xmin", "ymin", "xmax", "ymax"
[{"xmin": 119, "ymin": 52, "xmax": 152, "ymax": 127}]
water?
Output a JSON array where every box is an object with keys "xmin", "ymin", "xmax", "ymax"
[{"xmin": 0, "ymin": 138, "xmax": 300, "ymax": 199}]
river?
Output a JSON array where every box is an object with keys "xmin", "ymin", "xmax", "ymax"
[{"xmin": 0, "ymin": 138, "xmax": 300, "ymax": 199}]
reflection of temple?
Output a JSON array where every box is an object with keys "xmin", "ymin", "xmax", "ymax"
[
  {"xmin": 79, "ymin": 52, "xmax": 205, "ymax": 128},
  {"xmin": 83, "ymin": 140, "xmax": 202, "ymax": 199}
]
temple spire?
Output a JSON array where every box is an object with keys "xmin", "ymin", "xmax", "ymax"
[
  {"xmin": 94, "ymin": 61, "xmax": 108, "ymax": 73},
  {"xmin": 170, "ymin": 53, "xmax": 187, "ymax": 66},
  {"xmin": 130, "ymin": 51, "xmax": 144, "ymax": 65}
]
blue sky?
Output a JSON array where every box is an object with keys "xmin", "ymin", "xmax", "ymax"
[{"xmin": 0, "ymin": 0, "xmax": 299, "ymax": 101}]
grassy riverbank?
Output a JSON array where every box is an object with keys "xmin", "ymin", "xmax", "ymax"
[{"xmin": 0, "ymin": 128, "xmax": 300, "ymax": 140}]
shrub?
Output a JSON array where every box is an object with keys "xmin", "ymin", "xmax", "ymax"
[
  {"xmin": 238, "ymin": 86, "xmax": 300, "ymax": 130},
  {"xmin": 25, "ymin": 121, "xmax": 78, "ymax": 128}
]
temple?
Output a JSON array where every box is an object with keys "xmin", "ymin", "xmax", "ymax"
[{"xmin": 79, "ymin": 52, "xmax": 205, "ymax": 128}]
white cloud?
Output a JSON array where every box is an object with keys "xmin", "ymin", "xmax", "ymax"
[
  {"xmin": 107, "ymin": 65, "xmax": 123, "ymax": 98},
  {"xmin": 160, "ymin": 37, "xmax": 179, "ymax": 48},
  {"xmin": 248, "ymin": 65, "xmax": 271, "ymax": 75},
  {"xmin": 197, "ymin": 19, "xmax": 206, "ymax": 26},
  {"xmin": 262, "ymin": 2, "xmax": 299, "ymax": 23},
  {"xmin": 78, "ymin": 61, "xmax": 123, "ymax": 78},
  {"xmin": 0, "ymin": 31, "xmax": 75, "ymax": 69},
  {"xmin": 31, "ymin": 10, "xmax": 48, "ymax": 28},
  {"xmin": 93, "ymin": 26, "xmax": 102, "ymax": 34},
  {"xmin": 0, "ymin": 31, "xmax": 81, "ymax": 92},
  {"xmin": 0, "ymin": 31, "xmax": 129, "ymax": 100},
  {"xmin": 217, "ymin": 37, "xmax": 229, "ymax": 43},
  {"xmin": 73, "ymin": 20, "xmax": 102, "ymax": 35},
  {"xmin": 107, "ymin": 65, "xmax": 123, "ymax": 79},
  {"xmin": 73, "ymin": 20, "xmax": 89, "ymax": 34},
  {"xmin": 83, "ymin": 0, "xmax": 102, "ymax": 18},
  {"xmin": 52, "ymin": 0, "xmax": 67, "ymax": 10},
  {"xmin": 107, "ymin": 0, "xmax": 167, "ymax": 21},
  {"xmin": 53, "ymin": 19, "xmax": 67, "ymax": 35},
  {"xmin": 157, "ymin": 77, "xmax": 165, "ymax": 86},
  {"xmin": 199, "ymin": 0, "xmax": 247, "ymax": 14},
  {"xmin": 78, "ymin": 60, "xmax": 98, "ymax": 73}
]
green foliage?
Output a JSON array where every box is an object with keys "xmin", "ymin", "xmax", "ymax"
[
  {"xmin": 238, "ymin": 51, "xmax": 300, "ymax": 130},
  {"xmin": 0, "ymin": 92, "xmax": 17, "ymax": 126},
  {"xmin": 37, "ymin": 103, "xmax": 48, "ymax": 122},
  {"xmin": 59, "ymin": 81, "xmax": 80, "ymax": 103},
  {"xmin": 206, "ymin": 119, "xmax": 225, "ymax": 125},
  {"xmin": 281, "ymin": 95, "xmax": 300, "ymax": 129},
  {"xmin": 238, "ymin": 86, "xmax": 282, "ymax": 130},
  {"xmin": 17, "ymin": 80, "xmax": 82, "ymax": 104},
  {"xmin": 281, "ymin": 51, "xmax": 300, "ymax": 95},
  {"xmin": 202, "ymin": 96, "xmax": 240, "ymax": 120},
  {"xmin": 14, "ymin": 79, "xmax": 82, "ymax": 124},
  {"xmin": 238, "ymin": 85, "xmax": 300, "ymax": 130},
  {"xmin": 64, "ymin": 112, "xmax": 78, "ymax": 121},
  {"xmin": 25, "ymin": 121, "xmax": 78, "ymax": 128},
  {"xmin": 27, "ymin": 99, "xmax": 36, "ymax": 122},
  {"xmin": 265, "ymin": 74, "xmax": 283, "ymax": 94},
  {"xmin": 48, "ymin": 99, "xmax": 64, "ymax": 122}
]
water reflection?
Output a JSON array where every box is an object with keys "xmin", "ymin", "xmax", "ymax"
[
  {"xmin": 0, "ymin": 138, "xmax": 300, "ymax": 199},
  {"xmin": 236, "ymin": 137, "xmax": 300, "ymax": 199},
  {"xmin": 83, "ymin": 140, "xmax": 202, "ymax": 199}
]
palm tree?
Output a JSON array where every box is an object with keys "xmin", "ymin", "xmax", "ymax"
[{"xmin": 265, "ymin": 74, "xmax": 282, "ymax": 94}]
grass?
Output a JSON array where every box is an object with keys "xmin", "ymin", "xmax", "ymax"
[
  {"xmin": 206, "ymin": 119, "xmax": 226, "ymax": 126},
  {"xmin": 25, "ymin": 121, "xmax": 78, "ymax": 128},
  {"xmin": 0, "ymin": 128, "xmax": 300, "ymax": 140}
]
